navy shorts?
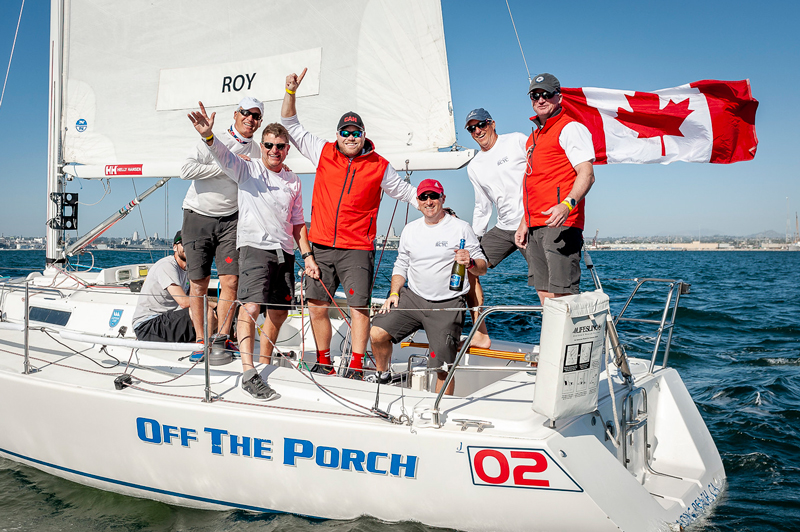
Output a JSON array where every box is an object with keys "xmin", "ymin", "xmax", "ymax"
[
  {"xmin": 134, "ymin": 307, "xmax": 196, "ymax": 343},
  {"xmin": 237, "ymin": 246, "xmax": 295, "ymax": 309}
]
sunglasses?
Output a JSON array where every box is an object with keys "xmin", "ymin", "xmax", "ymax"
[
  {"xmin": 466, "ymin": 120, "xmax": 491, "ymax": 133},
  {"xmin": 262, "ymin": 142, "xmax": 288, "ymax": 150},
  {"xmin": 239, "ymin": 109, "xmax": 262, "ymax": 121},
  {"xmin": 417, "ymin": 192, "xmax": 441, "ymax": 201},
  {"xmin": 339, "ymin": 130, "xmax": 363, "ymax": 138},
  {"xmin": 529, "ymin": 90, "xmax": 558, "ymax": 101}
]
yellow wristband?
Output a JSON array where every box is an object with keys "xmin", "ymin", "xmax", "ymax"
[
  {"xmin": 203, "ymin": 134, "xmax": 213, "ymax": 141},
  {"xmin": 286, "ymin": 88, "xmax": 296, "ymax": 95},
  {"xmin": 561, "ymin": 199, "xmax": 574, "ymax": 212},
  {"xmin": 390, "ymin": 292, "xmax": 399, "ymax": 297}
]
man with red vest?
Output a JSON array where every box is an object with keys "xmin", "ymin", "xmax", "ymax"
[
  {"xmin": 514, "ymin": 73, "xmax": 596, "ymax": 305},
  {"xmin": 281, "ymin": 68, "xmax": 418, "ymax": 379}
]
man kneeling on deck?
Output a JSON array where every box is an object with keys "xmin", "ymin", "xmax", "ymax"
[
  {"xmin": 370, "ymin": 180, "xmax": 487, "ymax": 395},
  {"xmin": 132, "ymin": 231, "xmax": 217, "ymax": 343},
  {"xmin": 188, "ymin": 103, "xmax": 320, "ymax": 401}
]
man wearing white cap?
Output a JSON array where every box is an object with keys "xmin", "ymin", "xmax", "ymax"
[{"xmin": 180, "ymin": 97, "xmax": 264, "ymax": 345}]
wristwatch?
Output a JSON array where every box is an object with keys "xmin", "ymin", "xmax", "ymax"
[
  {"xmin": 301, "ymin": 251, "xmax": 314, "ymax": 259},
  {"xmin": 564, "ymin": 197, "xmax": 577, "ymax": 209}
]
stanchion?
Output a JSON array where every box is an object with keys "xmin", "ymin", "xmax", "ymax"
[
  {"xmin": 203, "ymin": 294, "xmax": 211, "ymax": 402},
  {"xmin": 23, "ymin": 281, "xmax": 30, "ymax": 375}
]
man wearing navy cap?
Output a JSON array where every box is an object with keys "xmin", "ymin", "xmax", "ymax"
[
  {"xmin": 514, "ymin": 73, "xmax": 596, "ymax": 304},
  {"xmin": 281, "ymin": 68, "xmax": 418, "ymax": 380},
  {"xmin": 464, "ymin": 108, "xmax": 528, "ymax": 348},
  {"xmin": 370, "ymin": 179, "xmax": 487, "ymax": 395},
  {"xmin": 180, "ymin": 96, "xmax": 265, "ymax": 346}
]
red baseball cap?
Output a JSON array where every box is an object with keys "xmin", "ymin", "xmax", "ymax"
[{"xmin": 417, "ymin": 179, "xmax": 444, "ymax": 196}]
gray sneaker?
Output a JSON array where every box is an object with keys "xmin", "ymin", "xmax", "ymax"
[
  {"xmin": 241, "ymin": 373, "xmax": 277, "ymax": 401},
  {"xmin": 366, "ymin": 371, "xmax": 392, "ymax": 385}
]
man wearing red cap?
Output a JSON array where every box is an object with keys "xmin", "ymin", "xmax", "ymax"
[
  {"xmin": 370, "ymin": 180, "xmax": 487, "ymax": 395},
  {"xmin": 281, "ymin": 68, "xmax": 418, "ymax": 379}
]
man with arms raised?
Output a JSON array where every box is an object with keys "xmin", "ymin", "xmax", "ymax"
[
  {"xmin": 132, "ymin": 231, "xmax": 217, "ymax": 343},
  {"xmin": 188, "ymin": 103, "xmax": 319, "ymax": 401},
  {"xmin": 281, "ymin": 68, "xmax": 417, "ymax": 380},
  {"xmin": 370, "ymin": 179, "xmax": 487, "ymax": 395},
  {"xmin": 464, "ymin": 108, "xmax": 528, "ymax": 348},
  {"xmin": 514, "ymin": 73, "xmax": 595, "ymax": 304},
  {"xmin": 180, "ymin": 97, "xmax": 263, "ymax": 347}
]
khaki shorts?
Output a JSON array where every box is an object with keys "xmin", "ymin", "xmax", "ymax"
[
  {"xmin": 181, "ymin": 209, "xmax": 239, "ymax": 280},
  {"xmin": 525, "ymin": 226, "xmax": 583, "ymax": 294},
  {"xmin": 371, "ymin": 287, "xmax": 465, "ymax": 368},
  {"xmin": 303, "ymin": 244, "xmax": 374, "ymax": 308}
]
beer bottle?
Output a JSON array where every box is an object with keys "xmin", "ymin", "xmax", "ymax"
[{"xmin": 449, "ymin": 239, "xmax": 466, "ymax": 292}]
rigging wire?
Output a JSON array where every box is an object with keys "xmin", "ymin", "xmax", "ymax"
[
  {"xmin": 0, "ymin": 0, "xmax": 24, "ymax": 111},
  {"xmin": 131, "ymin": 178, "xmax": 155, "ymax": 263},
  {"xmin": 505, "ymin": 0, "xmax": 531, "ymax": 83}
]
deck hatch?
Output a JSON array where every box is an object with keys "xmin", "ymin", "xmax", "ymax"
[{"xmin": 29, "ymin": 307, "xmax": 71, "ymax": 326}]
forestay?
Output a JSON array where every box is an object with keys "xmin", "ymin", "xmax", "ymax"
[{"xmin": 59, "ymin": 0, "xmax": 473, "ymax": 178}]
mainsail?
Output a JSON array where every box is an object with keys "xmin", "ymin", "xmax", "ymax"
[{"xmin": 57, "ymin": 0, "xmax": 472, "ymax": 178}]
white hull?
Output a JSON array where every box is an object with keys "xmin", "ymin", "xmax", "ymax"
[{"xmin": 0, "ymin": 267, "xmax": 725, "ymax": 531}]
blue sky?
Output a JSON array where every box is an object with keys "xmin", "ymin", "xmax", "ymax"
[{"xmin": 0, "ymin": 0, "xmax": 797, "ymax": 240}]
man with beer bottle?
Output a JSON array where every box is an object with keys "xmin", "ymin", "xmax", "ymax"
[{"xmin": 369, "ymin": 179, "xmax": 487, "ymax": 395}]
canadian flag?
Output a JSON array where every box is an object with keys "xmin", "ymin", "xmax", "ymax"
[{"xmin": 561, "ymin": 79, "xmax": 758, "ymax": 165}]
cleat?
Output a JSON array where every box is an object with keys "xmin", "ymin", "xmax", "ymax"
[
  {"xmin": 366, "ymin": 371, "xmax": 392, "ymax": 385},
  {"xmin": 309, "ymin": 363, "xmax": 336, "ymax": 375},
  {"xmin": 343, "ymin": 367, "xmax": 364, "ymax": 381},
  {"xmin": 241, "ymin": 373, "xmax": 277, "ymax": 401}
]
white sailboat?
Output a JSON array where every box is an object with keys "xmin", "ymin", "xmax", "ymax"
[{"xmin": 0, "ymin": 1, "xmax": 724, "ymax": 531}]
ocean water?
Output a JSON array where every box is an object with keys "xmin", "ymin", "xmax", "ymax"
[{"xmin": 1, "ymin": 249, "xmax": 798, "ymax": 531}]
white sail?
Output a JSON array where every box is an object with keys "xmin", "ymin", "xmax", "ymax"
[{"xmin": 59, "ymin": 0, "xmax": 472, "ymax": 178}]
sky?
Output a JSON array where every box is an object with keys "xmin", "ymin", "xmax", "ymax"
[{"xmin": 0, "ymin": 0, "xmax": 798, "ymax": 241}]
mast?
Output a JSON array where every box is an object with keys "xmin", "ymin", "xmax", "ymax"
[{"xmin": 45, "ymin": 0, "xmax": 65, "ymax": 264}]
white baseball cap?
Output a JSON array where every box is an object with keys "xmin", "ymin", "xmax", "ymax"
[{"xmin": 238, "ymin": 96, "xmax": 264, "ymax": 113}]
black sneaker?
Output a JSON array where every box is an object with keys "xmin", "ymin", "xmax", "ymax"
[
  {"xmin": 366, "ymin": 371, "xmax": 392, "ymax": 385},
  {"xmin": 309, "ymin": 363, "xmax": 336, "ymax": 375},
  {"xmin": 241, "ymin": 373, "xmax": 277, "ymax": 401},
  {"xmin": 343, "ymin": 367, "xmax": 364, "ymax": 381}
]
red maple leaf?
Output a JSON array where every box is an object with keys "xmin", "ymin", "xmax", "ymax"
[{"xmin": 615, "ymin": 92, "xmax": 694, "ymax": 156}]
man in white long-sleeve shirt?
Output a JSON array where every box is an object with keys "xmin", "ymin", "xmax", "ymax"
[
  {"xmin": 464, "ymin": 108, "xmax": 528, "ymax": 349},
  {"xmin": 370, "ymin": 179, "xmax": 487, "ymax": 395},
  {"xmin": 180, "ymin": 96, "xmax": 263, "ymax": 346},
  {"xmin": 188, "ymin": 103, "xmax": 320, "ymax": 401}
]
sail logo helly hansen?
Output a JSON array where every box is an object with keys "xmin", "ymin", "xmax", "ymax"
[{"xmin": 136, "ymin": 417, "xmax": 418, "ymax": 478}]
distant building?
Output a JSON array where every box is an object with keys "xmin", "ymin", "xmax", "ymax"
[{"xmin": 132, "ymin": 231, "xmax": 139, "ymax": 241}]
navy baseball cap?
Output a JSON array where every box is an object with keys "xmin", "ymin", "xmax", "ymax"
[{"xmin": 464, "ymin": 108, "xmax": 492, "ymax": 128}]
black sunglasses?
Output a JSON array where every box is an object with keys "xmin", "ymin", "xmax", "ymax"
[
  {"xmin": 262, "ymin": 142, "xmax": 288, "ymax": 150},
  {"xmin": 466, "ymin": 120, "xmax": 492, "ymax": 133},
  {"xmin": 529, "ymin": 90, "xmax": 559, "ymax": 101},
  {"xmin": 339, "ymin": 130, "xmax": 363, "ymax": 138},
  {"xmin": 418, "ymin": 192, "xmax": 441, "ymax": 201},
  {"xmin": 239, "ymin": 108, "xmax": 263, "ymax": 121}
]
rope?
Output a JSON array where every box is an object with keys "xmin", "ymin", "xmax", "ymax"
[
  {"xmin": 505, "ymin": 0, "xmax": 531, "ymax": 83},
  {"xmin": 0, "ymin": 0, "xmax": 24, "ymax": 111}
]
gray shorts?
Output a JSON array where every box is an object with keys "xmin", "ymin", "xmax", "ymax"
[
  {"xmin": 181, "ymin": 209, "xmax": 239, "ymax": 280},
  {"xmin": 525, "ymin": 226, "xmax": 583, "ymax": 294},
  {"xmin": 237, "ymin": 246, "xmax": 295, "ymax": 308},
  {"xmin": 134, "ymin": 307, "xmax": 196, "ymax": 343},
  {"xmin": 304, "ymin": 245, "xmax": 374, "ymax": 308},
  {"xmin": 371, "ymin": 287, "xmax": 465, "ymax": 368},
  {"xmin": 480, "ymin": 226, "xmax": 525, "ymax": 268}
]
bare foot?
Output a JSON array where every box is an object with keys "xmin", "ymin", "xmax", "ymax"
[{"xmin": 469, "ymin": 330, "xmax": 492, "ymax": 350}]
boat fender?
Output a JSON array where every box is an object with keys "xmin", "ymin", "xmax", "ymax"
[{"xmin": 114, "ymin": 373, "xmax": 133, "ymax": 390}]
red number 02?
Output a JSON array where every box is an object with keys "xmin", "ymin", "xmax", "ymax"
[
  {"xmin": 510, "ymin": 451, "xmax": 549, "ymax": 487},
  {"xmin": 474, "ymin": 450, "xmax": 550, "ymax": 487}
]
